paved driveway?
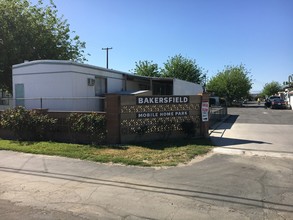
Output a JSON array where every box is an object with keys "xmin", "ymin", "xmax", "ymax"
[{"xmin": 210, "ymin": 104, "xmax": 293, "ymax": 158}]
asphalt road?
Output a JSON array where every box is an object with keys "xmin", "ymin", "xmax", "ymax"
[
  {"xmin": 230, "ymin": 102, "xmax": 293, "ymax": 125},
  {"xmin": 0, "ymin": 102, "xmax": 292, "ymax": 220}
]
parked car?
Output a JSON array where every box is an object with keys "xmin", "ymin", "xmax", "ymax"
[
  {"xmin": 269, "ymin": 96, "xmax": 281, "ymax": 101},
  {"xmin": 265, "ymin": 96, "xmax": 280, "ymax": 108},
  {"xmin": 231, "ymin": 99, "xmax": 243, "ymax": 107},
  {"xmin": 270, "ymin": 98, "xmax": 287, "ymax": 109}
]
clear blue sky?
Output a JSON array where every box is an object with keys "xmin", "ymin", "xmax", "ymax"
[{"xmin": 35, "ymin": 0, "xmax": 293, "ymax": 93}]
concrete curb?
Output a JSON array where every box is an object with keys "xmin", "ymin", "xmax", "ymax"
[{"xmin": 213, "ymin": 147, "xmax": 293, "ymax": 159}]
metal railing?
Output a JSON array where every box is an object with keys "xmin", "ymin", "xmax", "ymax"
[
  {"xmin": 209, "ymin": 105, "xmax": 227, "ymax": 127},
  {"xmin": 0, "ymin": 97, "xmax": 106, "ymax": 112}
]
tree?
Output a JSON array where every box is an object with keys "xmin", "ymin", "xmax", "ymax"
[
  {"xmin": 161, "ymin": 54, "xmax": 203, "ymax": 84},
  {"xmin": 0, "ymin": 0, "xmax": 87, "ymax": 92},
  {"xmin": 261, "ymin": 81, "xmax": 282, "ymax": 97},
  {"xmin": 206, "ymin": 65, "xmax": 252, "ymax": 104},
  {"xmin": 133, "ymin": 60, "xmax": 160, "ymax": 77}
]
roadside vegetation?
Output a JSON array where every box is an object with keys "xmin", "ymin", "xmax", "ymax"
[
  {"xmin": 0, "ymin": 0, "xmax": 87, "ymax": 92},
  {"xmin": 0, "ymin": 138, "xmax": 213, "ymax": 167},
  {"xmin": 260, "ymin": 81, "xmax": 282, "ymax": 97},
  {"xmin": 0, "ymin": 107, "xmax": 213, "ymax": 167},
  {"xmin": 133, "ymin": 54, "xmax": 205, "ymax": 84},
  {"xmin": 206, "ymin": 65, "xmax": 252, "ymax": 106}
]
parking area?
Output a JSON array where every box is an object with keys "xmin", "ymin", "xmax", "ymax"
[{"xmin": 234, "ymin": 102, "xmax": 293, "ymax": 124}]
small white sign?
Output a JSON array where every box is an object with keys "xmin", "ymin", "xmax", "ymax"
[{"xmin": 201, "ymin": 101, "xmax": 209, "ymax": 122}]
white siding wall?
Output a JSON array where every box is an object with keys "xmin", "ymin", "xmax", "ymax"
[
  {"xmin": 13, "ymin": 71, "xmax": 94, "ymax": 111},
  {"xmin": 173, "ymin": 78, "xmax": 203, "ymax": 95},
  {"xmin": 12, "ymin": 60, "xmax": 125, "ymax": 111},
  {"xmin": 108, "ymin": 78, "xmax": 124, "ymax": 93}
]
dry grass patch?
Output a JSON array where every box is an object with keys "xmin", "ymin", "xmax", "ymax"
[{"xmin": 0, "ymin": 138, "xmax": 213, "ymax": 167}]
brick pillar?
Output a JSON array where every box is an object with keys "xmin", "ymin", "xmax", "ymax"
[
  {"xmin": 201, "ymin": 93, "xmax": 210, "ymax": 138},
  {"xmin": 105, "ymin": 94, "xmax": 121, "ymax": 144}
]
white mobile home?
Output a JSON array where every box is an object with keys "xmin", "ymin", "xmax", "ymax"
[{"xmin": 12, "ymin": 60, "xmax": 203, "ymax": 111}]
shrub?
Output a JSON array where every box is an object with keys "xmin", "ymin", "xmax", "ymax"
[
  {"xmin": 180, "ymin": 120, "xmax": 196, "ymax": 138},
  {"xmin": 67, "ymin": 113, "xmax": 106, "ymax": 144},
  {"xmin": 134, "ymin": 125, "xmax": 149, "ymax": 136},
  {"xmin": 155, "ymin": 119, "xmax": 176, "ymax": 139},
  {"xmin": 0, "ymin": 107, "xmax": 57, "ymax": 141}
]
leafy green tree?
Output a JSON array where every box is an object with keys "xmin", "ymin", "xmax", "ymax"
[
  {"xmin": 261, "ymin": 81, "xmax": 282, "ymax": 97},
  {"xmin": 161, "ymin": 54, "xmax": 203, "ymax": 84},
  {"xmin": 206, "ymin": 65, "xmax": 252, "ymax": 104},
  {"xmin": 133, "ymin": 60, "xmax": 160, "ymax": 77},
  {"xmin": 0, "ymin": 0, "xmax": 87, "ymax": 92}
]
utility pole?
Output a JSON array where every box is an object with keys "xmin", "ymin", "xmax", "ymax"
[{"xmin": 102, "ymin": 47, "xmax": 112, "ymax": 69}]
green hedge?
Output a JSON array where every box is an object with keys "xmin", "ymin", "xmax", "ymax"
[
  {"xmin": 0, "ymin": 107, "xmax": 107, "ymax": 144},
  {"xmin": 67, "ymin": 113, "xmax": 106, "ymax": 145},
  {"xmin": 0, "ymin": 107, "xmax": 57, "ymax": 141}
]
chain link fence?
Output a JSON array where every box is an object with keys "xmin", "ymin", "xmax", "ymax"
[{"xmin": 0, "ymin": 97, "xmax": 106, "ymax": 112}]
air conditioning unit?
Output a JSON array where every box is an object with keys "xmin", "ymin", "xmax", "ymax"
[{"xmin": 87, "ymin": 78, "xmax": 95, "ymax": 86}]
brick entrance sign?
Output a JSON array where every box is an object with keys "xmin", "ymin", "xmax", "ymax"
[{"xmin": 106, "ymin": 94, "xmax": 209, "ymax": 144}]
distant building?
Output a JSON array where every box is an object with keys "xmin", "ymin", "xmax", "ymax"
[{"xmin": 277, "ymin": 74, "xmax": 293, "ymax": 110}]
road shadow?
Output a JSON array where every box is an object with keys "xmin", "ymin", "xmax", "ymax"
[
  {"xmin": 241, "ymin": 105, "xmax": 266, "ymax": 109},
  {"xmin": 210, "ymin": 136, "xmax": 272, "ymax": 147},
  {"xmin": 211, "ymin": 115, "xmax": 238, "ymax": 130},
  {"xmin": 224, "ymin": 115, "xmax": 239, "ymax": 123}
]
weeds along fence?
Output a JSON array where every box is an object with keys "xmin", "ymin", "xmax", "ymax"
[
  {"xmin": 0, "ymin": 97, "xmax": 106, "ymax": 112},
  {"xmin": 209, "ymin": 106, "xmax": 227, "ymax": 128}
]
